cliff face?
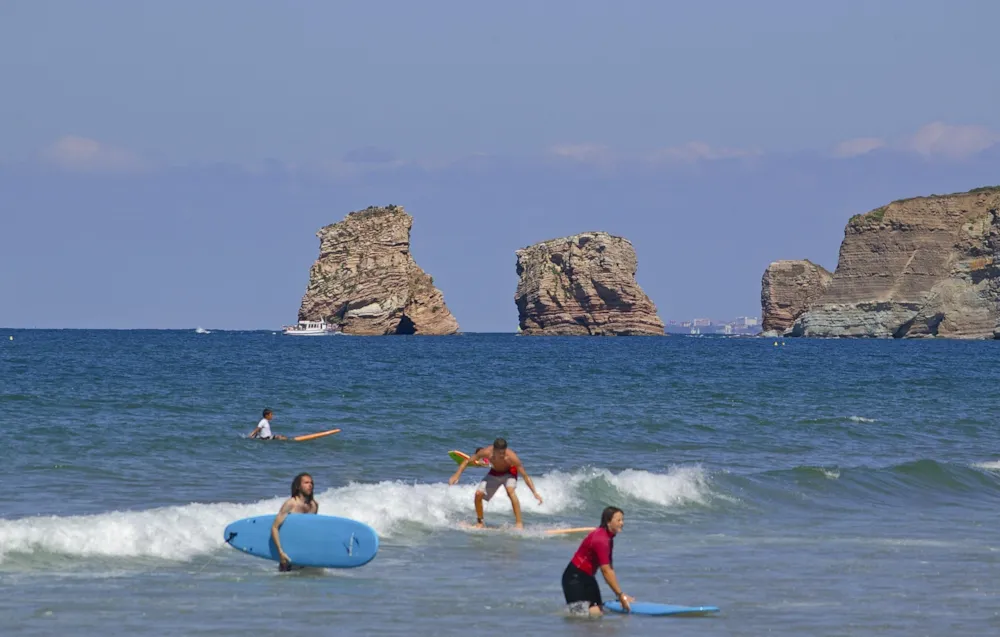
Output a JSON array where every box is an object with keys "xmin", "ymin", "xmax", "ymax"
[
  {"xmin": 760, "ymin": 260, "xmax": 833, "ymax": 334},
  {"xmin": 297, "ymin": 205, "xmax": 460, "ymax": 335},
  {"xmin": 792, "ymin": 187, "xmax": 1000, "ymax": 338},
  {"xmin": 515, "ymin": 232, "xmax": 664, "ymax": 335}
]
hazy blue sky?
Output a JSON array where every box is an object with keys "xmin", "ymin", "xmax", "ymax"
[{"xmin": 2, "ymin": 1, "xmax": 999, "ymax": 330}]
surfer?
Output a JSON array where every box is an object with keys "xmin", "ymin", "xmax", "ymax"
[
  {"xmin": 249, "ymin": 408, "xmax": 288, "ymax": 440},
  {"xmin": 271, "ymin": 472, "xmax": 319, "ymax": 571},
  {"xmin": 562, "ymin": 506, "xmax": 632, "ymax": 616},
  {"xmin": 448, "ymin": 437, "xmax": 542, "ymax": 529}
]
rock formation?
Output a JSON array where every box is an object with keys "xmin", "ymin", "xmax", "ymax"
[
  {"xmin": 297, "ymin": 205, "xmax": 460, "ymax": 335},
  {"xmin": 760, "ymin": 260, "xmax": 833, "ymax": 334},
  {"xmin": 515, "ymin": 232, "xmax": 664, "ymax": 335},
  {"xmin": 791, "ymin": 186, "xmax": 1000, "ymax": 338}
]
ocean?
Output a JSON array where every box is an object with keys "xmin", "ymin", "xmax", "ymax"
[{"xmin": 2, "ymin": 330, "xmax": 999, "ymax": 636}]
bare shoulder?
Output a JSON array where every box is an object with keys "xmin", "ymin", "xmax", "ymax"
[
  {"xmin": 508, "ymin": 449, "xmax": 523, "ymax": 463},
  {"xmin": 278, "ymin": 497, "xmax": 297, "ymax": 513}
]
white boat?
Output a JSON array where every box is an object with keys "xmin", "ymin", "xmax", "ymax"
[{"xmin": 282, "ymin": 319, "xmax": 339, "ymax": 336}]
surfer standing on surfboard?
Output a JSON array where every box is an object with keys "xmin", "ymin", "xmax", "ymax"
[
  {"xmin": 448, "ymin": 438, "xmax": 542, "ymax": 529},
  {"xmin": 272, "ymin": 472, "xmax": 319, "ymax": 571},
  {"xmin": 249, "ymin": 408, "xmax": 288, "ymax": 441},
  {"xmin": 562, "ymin": 506, "xmax": 633, "ymax": 616}
]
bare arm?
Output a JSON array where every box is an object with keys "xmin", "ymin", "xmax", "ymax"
[
  {"xmin": 449, "ymin": 448, "xmax": 487, "ymax": 485},
  {"xmin": 599, "ymin": 564, "xmax": 633, "ymax": 611},
  {"xmin": 271, "ymin": 500, "xmax": 295, "ymax": 564},
  {"xmin": 512, "ymin": 454, "xmax": 543, "ymax": 504},
  {"xmin": 248, "ymin": 426, "xmax": 260, "ymax": 438}
]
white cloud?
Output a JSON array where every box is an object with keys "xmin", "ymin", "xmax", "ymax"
[
  {"xmin": 831, "ymin": 122, "xmax": 1000, "ymax": 160},
  {"xmin": 901, "ymin": 121, "xmax": 1000, "ymax": 160},
  {"xmin": 832, "ymin": 137, "xmax": 886, "ymax": 158},
  {"xmin": 648, "ymin": 141, "xmax": 761, "ymax": 163},
  {"xmin": 547, "ymin": 141, "xmax": 758, "ymax": 166},
  {"xmin": 547, "ymin": 143, "xmax": 615, "ymax": 164},
  {"xmin": 41, "ymin": 135, "xmax": 148, "ymax": 173}
]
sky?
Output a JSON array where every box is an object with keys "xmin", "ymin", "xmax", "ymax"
[{"xmin": 2, "ymin": 1, "xmax": 999, "ymax": 331}]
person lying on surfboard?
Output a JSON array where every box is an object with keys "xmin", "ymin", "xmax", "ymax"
[
  {"xmin": 249, "ymin": 408, "xmax": 288, "ymax": 441},
  {"xmin": 272, "ymin": 472, "xmax": 319, "ymax": 571},
  {"xmin": 448, "ymin": 437, "xmax": 542, "ymax": 529},
  {"xmin": 562, "ymin": 506, "xmax": 633, "ymax": 616}
]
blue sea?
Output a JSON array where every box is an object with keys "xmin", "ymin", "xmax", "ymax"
[{"xmin": 2, "ymin": 330, "xmax": 1000, "ymax": 636}]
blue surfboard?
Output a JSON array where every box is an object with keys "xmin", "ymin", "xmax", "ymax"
[
  {"xmin": 604, "ymin": 601, "xmax": 720, "ymax": 616},
  {"xmin": 223, "ymin": 514, "xmax": 379, "ymax": 569}
]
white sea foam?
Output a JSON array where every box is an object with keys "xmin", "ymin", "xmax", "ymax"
[
  {"xmin": 0, "ymin": 467, "xmax": 712, "ymax": 564},
  {"xmin": 971, "ymin": 460, "xmax": 1000, "ymax": 472},
  {"xmin": 600, "ymin": 466, "xmax": 713, "ymax": 507},
  {"xmin": 847, "ymin": 416, "xmax": 876, "ymax": 423}
]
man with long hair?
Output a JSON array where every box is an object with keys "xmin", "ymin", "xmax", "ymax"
[{"xmin": 270, "ymin": 472, "xmax": 319, "ymax": 571}]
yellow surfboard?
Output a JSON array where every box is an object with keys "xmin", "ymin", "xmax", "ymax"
[
  {"xmin": 544, "ymin": 527, "xmax": 594, "ymax": 536},
  {"xmin": 292, "ymin": 428, "xmax": 341, "ymax": 442},
  {"xmin": 457, "ymin": 521, "xmax": 593, "ymax": 536}
]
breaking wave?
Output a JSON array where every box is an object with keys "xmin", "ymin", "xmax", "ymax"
[{"xmin": 0, "ymin": 466, "xmax": 714, "ymax": 565}]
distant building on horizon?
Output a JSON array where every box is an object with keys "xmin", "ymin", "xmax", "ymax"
[{"xmin": 664, "ymin": 314, "xmax": 761, "ymax": 335}]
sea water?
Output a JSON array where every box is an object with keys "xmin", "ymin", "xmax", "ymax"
[{"xmin": 2, "ymin": 331, "xmax": 1000, "ymax": 636}]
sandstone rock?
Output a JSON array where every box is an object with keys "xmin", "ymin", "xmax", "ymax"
[
  {"xmin": 760, "ymin": 260, "xmax": 833, "ymax": 334},
  {"xmin": 792, "ymin": 187, "xmax": 1000, "ymax": 338},
  {"xmin": 515, "ymin": 232, "xmax": 664, "ymax": 335},
  {"xmin": 297, "ymin": 205, "xmax": 460, "ymax": 335}
]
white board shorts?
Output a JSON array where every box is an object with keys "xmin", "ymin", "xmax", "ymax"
[{"xmin": 476, "ymin": 472, "xmax": 517, "ymax": 501}]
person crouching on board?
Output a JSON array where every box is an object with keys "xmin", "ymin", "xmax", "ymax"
[
  {"xmin": 271, "ymin": 472, "xmax": 319, "ymax": 571},
  {"xmin": 448, "ymin": 437, "xmax": 542, "ymax": 529},
  {"xmin": 249, "ymin": 408, "xmax": 287, "ymax": 441},
  {"xmin": 562, "ymin": 506, "xmax": 633, "ymax": 617}
]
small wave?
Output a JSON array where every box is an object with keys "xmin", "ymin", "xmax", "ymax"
[
  {"xmin": 795, "ymin": 415, "xmax": 877, "ymax": 426},
  {"xmin": 0, "ymin": 467, "xmax": 714, "ymax": 565},
  {"xmin": 764, "ymin": 465, "xmax": 843, "ymax": 481},
  {"xmin": 0, "ymin": 500, "xmax": 265, "ymax": 565},
  {"xmin": 597, "ymin": 466, "xmax": 715, "ymax": 507},
  {"xmin": 747, "ymin": 460, "xmax": 1000, "ymax": 507}
]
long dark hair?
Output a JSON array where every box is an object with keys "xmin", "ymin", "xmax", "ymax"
[
  {"xmin": 599, "ymin": 506, "xmax": 622, "ymax": 566},
  {"xmin": 600, "ymin": 506, "xmax": 623, "ymax": 530},
  {"xmin": 291, "ymin": 472, "xmax": 313, "ymax": 502}
]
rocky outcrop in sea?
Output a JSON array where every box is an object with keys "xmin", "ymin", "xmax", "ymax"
[
  {"xmin": 760, "ymin": 260, "xmax": 833, "ymax": 335},
  {"xmin": 297, "ymin": 205, "xmax": 460, "ymax": 335},
  {"xmin": 789, "ymin": 187, "xmax": 1000, "ymax": 338},
  {"xmin": 514, "ymin": 231, "xmax": 664, "ymax": 335}
]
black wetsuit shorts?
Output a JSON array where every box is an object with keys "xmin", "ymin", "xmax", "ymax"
[{"xmin": 562, "ymin": 562, "xmax": 602, "ymax": 608}]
